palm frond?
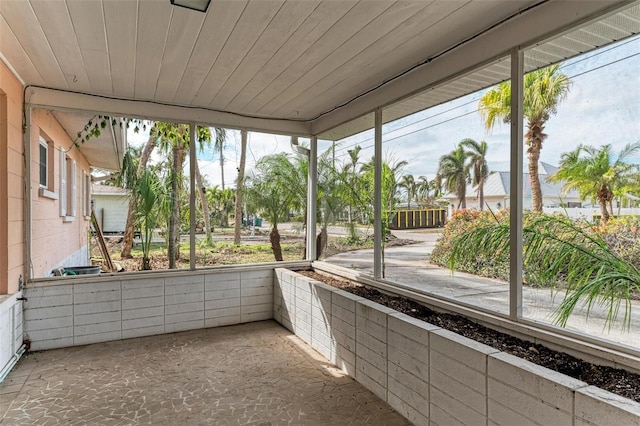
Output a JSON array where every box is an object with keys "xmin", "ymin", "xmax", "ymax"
[{"xmin": 449, "ymin": 214, "xmax": 640, "ymax": 329}]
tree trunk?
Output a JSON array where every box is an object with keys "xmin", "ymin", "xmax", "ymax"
[
  {"xmin": 168, "ymin": 143, "xmax": 185, "ymax": 268},
  {"xmin": 270, "ymin": 224, "xmax": 283, "ymax": 261},
  {"xmin": 315, "ymin": 226, "xmax": 328, "ymax": 259},
  {"xmin": 121, "ymin": 135, "xmax": 156, "ymax": 258},
  {"xmin": 599, "ymin": 202, "xmax": 610, "ymax": 224},
  {"xmin": 194, "ymin": 163, "xmax": 213, "ymax": 244},
  {"xmin": 458, "ymin": 177, "xmax": 466, "ymax": 209},
  {"xmin": 597, "ymin": 187, "xmax": 612, "ymax": 224},
  {"xmin": 220, "ymin": 149, "xmax": 225, "ymax": 191},
  {"xmin": 478, "ymin": 181, "xmax": 484, "ymax": 211},
  {"xmin": 234, "ymin": 130, "xmax": 248, "ymax": 245},
  {"xmin": 526, "ymin": 120, "xmax": 546, "ymax": 212}
]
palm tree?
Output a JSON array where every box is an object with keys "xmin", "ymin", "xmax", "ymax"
[
  {"xmin": 213, "ymin": 128, "xmax": 228, "ymax": 190},
  {"xmin": 346, "ymin": 145, "xmax": 362, "ymax": 227},
  {"xmin": 449, "ymin": 213, "xmax": 640, "ymax": 329},
  {"xmin": 416, "ymin": 175, "xmax": 432, "ymax": 207},
  {"xmin": 207, "ymin": 185, "xmax": 235, "ymax": 227},
  {"xmin": 479, "ymin": 64, "xmax": 571, "ymax": 211},
  {"xmin": 460, "ymin": 138, "xmax": 490, "ymax": 210},
  {"xmin": 192, "ymin": 128, "xmax": 223, "ymax": 245},
  {"xmin": 361, "ymin": 156, "xmax": 407, "ymax": 277},
  {"xmin": 134, "ymin": 169, "xmax": 167, "ymax": 270},
  {"xmin": 120, "ymin": 132, "xmax": 157, "ymax": 258},
  {"xmin": 234, "ymin": 130, "xmax": 248, "ymax": 245},
  {"xmin": 549, "ymin": 142, "xmax": 640, "ymax": 223},
  {"xmin": 399, "ymin": 174, "xmax": 416, "ymax": 209},
  {"xmin": 245, "ymin": 153, "xmax": 300, "ymax": 261},
  {"xmin": 155, "ymin": 123, "xmax": 212, "ymax": 268},
  {"xmin": 316, "ymin": 147, "xmax": 350, "ymax": 256},
  {"xmin": 438, "ymin": 144, "xmax": 470, "ymax": 209}
]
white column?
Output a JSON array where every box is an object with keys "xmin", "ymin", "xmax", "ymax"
[
  {"xmin": 23, "ymin": 105, "xmax": 32, "ymax": 281},
  {"xmin": 307, "ymin": 136, "xmax": 318, "ymax": 260},
  {"xmin": 509, "ymin": 49, "xmax": 524, "ymax": 320},
  {"xmin": 374, "ymin": 108, "xmax": 382, "ymax": 279},
  {"xmin": 189, "ymin": 123, "xmax": 196, "ymax": 270}
]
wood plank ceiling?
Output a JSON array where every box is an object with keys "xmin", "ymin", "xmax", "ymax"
[
  {"xmin": 1, "ymin": 0, "xmax": 638, "ymax": 143},
  {"xmin": 1, "ymin": 0, "xmax": 539, "ymax": 123}
]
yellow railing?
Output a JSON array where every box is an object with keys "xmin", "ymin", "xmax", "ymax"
[{"xmin": 388, "ymin": 208, "xmax": 447, "ymax": 230}]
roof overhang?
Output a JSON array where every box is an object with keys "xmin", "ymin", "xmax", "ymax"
[{"xmin": 50, "ymin": 110, "xmax": 125, "ymax": 171}]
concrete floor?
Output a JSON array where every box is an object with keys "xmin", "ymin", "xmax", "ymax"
[{"xmin": 0, "ymin": 321, "xmax": 409, "ymax": 425}]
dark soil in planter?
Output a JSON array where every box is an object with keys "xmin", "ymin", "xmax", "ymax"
[{"xmin": 298, "ymin": 270, "xmax": 640, "ymax": 403}]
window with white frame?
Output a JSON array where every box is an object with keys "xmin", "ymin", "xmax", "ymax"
[
  {"xmin": 38, "ymin": 138, "xmax": 47, "ymax": 187},
  {"xmin": 60, "ymin": 151, "xmax": 76, "ymax": 221},
  {"xmin": 38, "ymin": 136, "xmax": 57, "ymax": 199},
  {"xmin": 82, "ymin": 171, "xmax": 91, "ymax": 219}
]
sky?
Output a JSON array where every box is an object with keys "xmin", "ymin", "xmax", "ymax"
[{"xmin": 128, "ymin": 34, "xmax": 640, "ymax": 188}]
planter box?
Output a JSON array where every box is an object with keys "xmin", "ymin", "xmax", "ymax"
[{"xmin": 274, "ymin": 268, "xmax": 640, "ymax": 425}]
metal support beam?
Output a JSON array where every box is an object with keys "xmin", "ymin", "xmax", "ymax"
[
  {"xmin": 509, "ymin": 48, "xmax": 524, "ymax": 321},
  {"xmin": 23, "ymin": 105, "xmax": 32, "ymax": 281},
  {"xmin": 306, "ymin": 136, "xmax": 318, "ymax": 261},
  {"xmin": 373, "ymin": 108, "xmax": 382, "ymax": 279},
  {"xmin": 25, "ymin": 87, "xmax": 311, "ymax": 138},
  {"xmin": 189, "ymin": 123, "xmax": 196, "ymax": 270}
]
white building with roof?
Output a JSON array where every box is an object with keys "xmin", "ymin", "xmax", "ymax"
[
  {"xmin": 91, "ymin": 184, "xmax": 131, "ymax": 234},
  {"xmin": 443, "ymin": 162, "xmax": 581, "ymax": 211}
]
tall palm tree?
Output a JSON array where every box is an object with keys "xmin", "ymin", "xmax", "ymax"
[
  {"xmin": 234, "ymin": 130, "xmax": 248, "ymax": 245},
  {"xmin": 549, "ymin": 142, "xmax": 640, "ymax": 223},
  {"xmin": 213, "ymin": 128, "xmax": 228, "ymax": 190},
  {"xmin": 479, "ymin": 64, "xmax": 571, "ymax": 211},
  {"xmin": 399, "ymin": 174, "xmax": 416, "ymax": 209},
  {"xmin": 460, "ymin": 138, "xmax": 490, "ymax": 210},
  {"xmin": 346, "ymin": 145, "xmax": 362, "ymax": 226},
  {"xmin": 438, "ymin": 144, "xmax": 470, "ymax": 209},
  {"xmin": 416, "ymin": 175, "xmax": 431, "ymax": 207},
  {"xmin": 155, "ymin": 123, "xmax": 211, "ymax": 268},
  {"xmin": 192, "ymin": 127, "xmax": 221, "ymax": 245}
]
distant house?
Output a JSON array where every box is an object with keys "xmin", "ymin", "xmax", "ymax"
[
  {"xmin": 443, "ymin": 162, "xmax": 581, "ymax": 211},
  {"xmin": 92, "ymin": 184, "xmax": 130, "ymax": 234}
]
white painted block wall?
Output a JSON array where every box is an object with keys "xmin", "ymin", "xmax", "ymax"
[
  {"xmin": 0, "ymin": 295, "xmax": 23, "ymax": 377},
  {"xmin": 273, "ymin": 268, "xmax": 640, "ymax": 426},
  {"xmin": 24, "ymin": 268, "xmax": 273, "ymax": 351},
  {"xmin": 387, "ymin": 313, "xmax": 437, "ymax": 425}
]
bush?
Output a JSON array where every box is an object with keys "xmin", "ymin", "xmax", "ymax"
[
  {"xmin": 599, "ymin": 216, "xmax": 640, "ymax": 270},
  {"xmin": 431, "ymin": 210, "xmax": 640, "ymax": 286},
  {"xmin": 431, "ymin": 209, "xmax": 510, "ymax": 280}
]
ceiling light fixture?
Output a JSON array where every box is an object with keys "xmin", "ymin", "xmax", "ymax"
[{"xmin": 170, "ymin": 0, "xmax": 211, "ymax": 13}]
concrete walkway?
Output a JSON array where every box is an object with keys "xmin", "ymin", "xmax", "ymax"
[
  {"xmin": 0, "ymin": 321, "xmax": 408, "ymax": 425},
  {"xmin": 325, "ymin": 229, "xmax": 640, "ymax": 349}
]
